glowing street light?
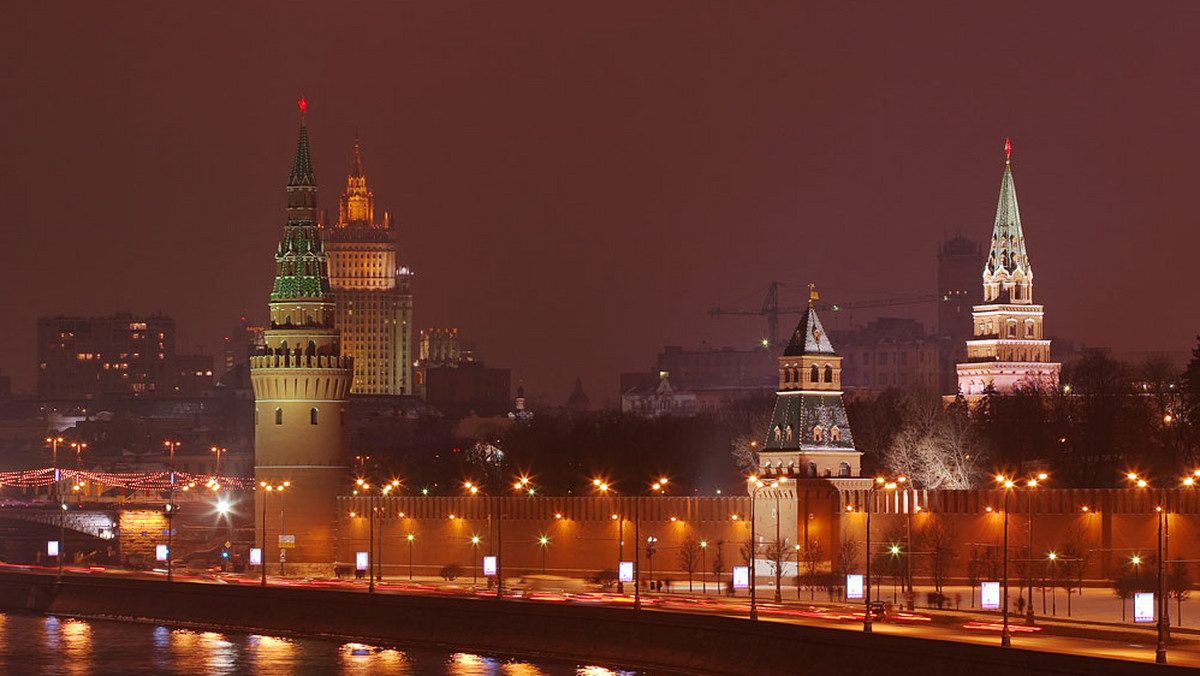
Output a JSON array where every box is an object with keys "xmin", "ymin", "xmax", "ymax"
[
  {"xmin": 258, "ymin": 481, "xmax": 289, "ymax": 586},
  {"xmin": 862, "ymin": 475, "xmax": 904, "ymax": 633}
]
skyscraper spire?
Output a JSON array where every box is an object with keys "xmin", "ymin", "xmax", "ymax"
[{"xmin": 350, "ymin": 135, "xmax": 364, "ymax": 178}]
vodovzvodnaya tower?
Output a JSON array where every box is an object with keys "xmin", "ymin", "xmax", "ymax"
[{"xmin": 250, "ymin": 97, "xmax": 353, "ymax": 575}]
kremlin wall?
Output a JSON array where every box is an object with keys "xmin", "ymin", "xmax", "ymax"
[{"xmin": 248, "ymin": 102, "xmax": 1190, "ymax": 595}]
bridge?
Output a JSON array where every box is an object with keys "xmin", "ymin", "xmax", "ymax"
[{"xmin": 0, "ymin": 505, "xmax": 117, "ymax": 540}]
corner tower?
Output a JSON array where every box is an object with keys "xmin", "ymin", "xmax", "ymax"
[
  {"xmin": 757, "ymin": 287, "xmax": 862, "ymax": 479},
  {"xmin": 956, "ymin": 141, "xmax": 1060, "ymax": 396},
  {"xmin": 250, "ymin": 98, "xmax": 353, "ymax": 575},
  {"xmin": 324, "ymin": 138, "xmax": 414, "ymax": 395}
]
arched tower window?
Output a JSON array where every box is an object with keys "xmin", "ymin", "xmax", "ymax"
[
  {"xmin": 773, "ymin": 426, "xmax": 782, "ymax": 441},
  {"xmin": 310, "ymin": 407, "xmax": 319, "ymax": 425},
  {"xmin": 785, "ymin": 425, "xmax": 793, "ymax": 441},
  {"xmin": 830, "ymin": 426, "xmax": 841, "ymax": 441},
  {"xmin": 812, "ymin": 425, "xmax": 823, "ymax": 442},
  {"xmin": 807, "ymin": 461, "xmax": 817, "ymax": 477},
  {"xmin": 810, "ymin": 365, "xmax": 819, "ymax": 383},
  {"xmin": 274, "ymin": 408, "xmax": 283, "ymax": 425},
  {"xmin": 824, "ymin": 365, "xmax": 833, "ymax": 383},
  {"xmin": 838, "ymin": 461, "xmax": 851, "ymax": 477}
]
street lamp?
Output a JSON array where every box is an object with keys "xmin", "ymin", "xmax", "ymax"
[
  {"xmin": 1023, "ymin": 472, "xmax": 1048, "ymax": 624},
  {"xmin": 863, "ymin": 475, "xmax": 904, "ymax": 633},
  {"xmin": 210, "ymin": 446, "xmax": 226, "ymax": 483},
  {"xmin": 1126, "ymin": 470, "xmax": 1200, "ymax": 665},
  {"xmin": 749, "ymin": 475, "xmax": 783, "ymax": 620},
  {"xmin": 994, "ymin": 474, "xmax": 1016, "ymax": 647},
  {"xmin": 259, "ymin": 481, "xmax": 288, "ymax": 586},
  {"xmin": 45, "ymin": 436, "xmax": 64, "ymax": 578},
  {"xmin": 406, "ymin": 532, "xmax": 415, "ymax": 580},
  {"xmin": 538, "ymin": 535, "xmax": 549, "ymax": 573},
  {"xmin": 471, "ymin": 534, "xmax": 481, "ymax": 582},
  {"xmin": 700, "ymin": 540, "xmax": 708, "ymax": 595},
  {"xmin": 70, "ymin": 441, "xmax": 87, "ymax": 470}
]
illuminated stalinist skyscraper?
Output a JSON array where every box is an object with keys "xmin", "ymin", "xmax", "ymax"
[
  {"xmin": 956, "ymin": 141, "xmax": 1060, "ymax": 396},
  {"xmin": 324, "ymin": 139, "xmax": 414, "ymax": 395}
]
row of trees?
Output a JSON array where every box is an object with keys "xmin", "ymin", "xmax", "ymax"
[{"xmin": 851, "ymin": 346, "xmax": 1200, "ymax": 488}]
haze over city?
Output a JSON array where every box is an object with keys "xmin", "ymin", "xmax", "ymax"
[{"xmin": 4, "ymin": 2, "xmax": 1200, "ymax": 403}]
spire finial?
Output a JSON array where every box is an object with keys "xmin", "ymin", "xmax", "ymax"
[
  {"xmin": 808, "ymin": 282, "xmax": 819, "ymax": 308},
  {"xmin": 1005, "ymin": 137, "xmax": 1011, "ymax": 164},
  {"xmin": 298, "ymin": 95, "xmax": 308, "ymax": 124}
]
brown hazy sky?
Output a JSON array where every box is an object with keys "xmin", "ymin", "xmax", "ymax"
[{"xmin": 4, "ymin": 2, "xmax": 1200, "ymax": 404}]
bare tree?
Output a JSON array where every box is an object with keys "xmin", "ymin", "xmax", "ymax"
[
  {"xmin": 1169, "ymin": 562, "xmax": 1192, "ymax": 626},
  {"xmin": 729, "ymin": 434, "xmax": 760, "ymax": 475},
  {"xmin": 1055, "ymin": 527, "xmax": 1094, "ymax": 617},
  {"xmin": 919, "ymin": 516, "xmax": 957, "ymax": 593},
  {"xmin": 836, "ymin": 538, "xmax": 860, "ymax": 601},
  {"xmin": 799, "ymin": 539, "xmax": 826, "ymax": 600},
  {"xmin": 711, "ymin": 541, "xmax": 727, "ymax": 594},
  {"xmin": 677, "ymin": 535, "xmax": 702, "ymax": 592},
  {"xmin": 883, "ymin": 392, "xmax": 983, "ymax": 489},
  {"xmin": 762, "ymin": 538, "xmax": 793, "ymax": 603}
]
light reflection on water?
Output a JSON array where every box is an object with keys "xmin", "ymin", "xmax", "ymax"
[{"xmin": 0, "ymin": 613, "xmax": 651, "ymax": 675}]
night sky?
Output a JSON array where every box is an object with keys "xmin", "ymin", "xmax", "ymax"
[{"xmin": 4, "ymin": 3, "xmax": 1200, "ymax": 405}]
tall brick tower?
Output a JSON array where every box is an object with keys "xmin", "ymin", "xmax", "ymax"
[
  {"xmin": 324, "ymin": 138, "xmax": 414, "ymax": 395},
  {"xmin": 250, "ymin": 97, "xmax": 353, "ymax": 575},
  {"xmin": 956, "ymin": 141, "xmax": 1060, "ymax": 396}
]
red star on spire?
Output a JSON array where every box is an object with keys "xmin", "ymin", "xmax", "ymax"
[
  {"xmin": 298, "ymin": 96, "xmax": 308, "ymax": 115},
  {"xmin": 1005, "ymin": 137, "xmax": 1012, "ymax": 161}
]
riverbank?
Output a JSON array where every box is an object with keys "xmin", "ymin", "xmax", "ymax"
[{"xmin": 0, "ymin": 569, "xmax": 1192, "ymax": 676}]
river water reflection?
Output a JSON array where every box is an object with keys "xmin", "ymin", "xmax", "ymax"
[{"xmin": 0, "ymin": 612, "xmax": 651, "ymax": 676}]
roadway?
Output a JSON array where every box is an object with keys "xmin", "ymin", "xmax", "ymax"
[{"xmin": 8, "ymin": 562, "xmax": 1199, "ymax": 669}]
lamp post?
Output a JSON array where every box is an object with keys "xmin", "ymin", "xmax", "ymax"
[
  {"xmin": 70, "ymin": 441, "xmax": 87, "ymax": 470},
  {"xmin": 407, "ymin": 533, "xmax": 415, "ymax": 580},
  {"xmin": 863, "ymin": 475, "xmax": 904, "ymax": 633},
  {"xmin": 45, "ymin": 436, "xmax": 64, "ymax": 577},
  {"xmin": 1024, "ymin": 473, "xmax": 1047, "ymax": 624},
  {"xmin": 1127, "ymin": 471, "xmax": 1200, "ymax": 665},
  {"xmin": 471, "ymin": 534, "xmax": 481, "ymax": 582},
  {"xmin": 749, "ymin": 476, "xmax": 782, "ymax": 621},
  {"xmin": 259, "ymin": 481, "xmax": 288, "ymax": 586},
  {"xmin": 164, "ymin": 439, "xmax": 180, "ymax": 573},
  {"xmin": 539, "ymin": 535, "xmax": 549, "ymax": 573},
  {"xmin": 210, "ymin": 446, "xmax": 226, "ymax": 483},
  {"xmin": 700, "ymin": 540, "xmax": 708, "ymax": 595},
  {"xmin": 165, "ymin": 500, "xmax": 175, "ymax": 582},
  {"xmin": 992, "ymin": 475, "xmax": 1015, "ymax": 647}
]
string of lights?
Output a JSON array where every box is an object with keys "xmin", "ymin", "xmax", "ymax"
[{"xmin": 0, "ymin": 468, "xmax": 253, "ymax": 491}]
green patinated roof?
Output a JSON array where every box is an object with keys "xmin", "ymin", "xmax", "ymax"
[
  {"xmin": 270, "ymin": 114, "xmax": 330, "ymax": 303},
  {"xmin": 289, "ymin": 122, "xmax": 315, "ymax": 187},
  {"xmin": 985, "ymin": 150, "xmax": 1031, "ymax": 278}
]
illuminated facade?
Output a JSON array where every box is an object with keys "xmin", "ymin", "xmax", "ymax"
[
  {"xmin": 956, "ymin": 142, "xmax": 1060, "ymax": 395},
  {"xmin": 250, "ymin": 99, "xmax": 353, "ymax": 575},
  {"xmin": 324, "ymin": 139, "xmax": 413, "ymax": 395},
  {"xmin": 757, "ymin": 291, "xmax": 862, "ymax": 479}
]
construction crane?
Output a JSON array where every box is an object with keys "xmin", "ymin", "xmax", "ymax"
[{"xmin": 709, "ymin": 281, "xmax": 938, "ymax": 348}]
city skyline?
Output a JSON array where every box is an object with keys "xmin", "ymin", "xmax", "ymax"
[{"xmin": 5, "ymin": 3, "xmax": 1200, "ymax": 404}]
